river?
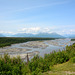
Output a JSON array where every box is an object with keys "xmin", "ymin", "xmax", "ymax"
[{"xmin": 0, "ymin": 38, "xmax": 75, "ymax": 61}]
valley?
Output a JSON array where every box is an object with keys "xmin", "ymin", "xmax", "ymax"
[{"xmin": 0, "ymin": 38, "xmax": 75, "ymax": 61}]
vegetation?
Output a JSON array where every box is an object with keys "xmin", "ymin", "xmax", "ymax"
[
  {"xmin": 42, "ymin": 60, "xmax": 75, "ymax": 75},
  {"xmin": 0, "ymin": 43, "xmax": 75, "ymax": 75},
  {"xmin": 71, "ymin": 39, "xmax": 75, "ymax": 41},
  {"xmin": 0, "ymin": 37, "xmax": 55, "ymax": 48}
]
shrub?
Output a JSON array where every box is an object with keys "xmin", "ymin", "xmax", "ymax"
[{"xmin": 70, "ymin": 57, "xmax": 75, "ymax": 63}]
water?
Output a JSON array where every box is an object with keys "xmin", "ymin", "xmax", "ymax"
[{"xmin": 0, "ymin": 38, "xmax": 74, "ymax": 60}]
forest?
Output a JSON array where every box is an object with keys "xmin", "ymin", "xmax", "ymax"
[
  {"xmin": 0, "ymin": 37, "xmax": 55, "ymax": 48},
  {"xmin": 71, "ymin": 39, "xmax": 75, "ymax": 41},
  {"xmin": 0, "ymin": 43, "xmax": 75, "ymax": 75}
]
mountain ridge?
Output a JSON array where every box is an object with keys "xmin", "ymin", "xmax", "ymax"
[
  {"xmin": 0, "ymin": 33, "xmax": 5, "ymax": 37},
  {"xmin": 11, "ymin": 32, "xmax": 65, "ymax": 38}
]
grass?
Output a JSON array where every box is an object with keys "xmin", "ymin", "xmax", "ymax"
[{"xmin": 42, "ymin": 60, "xmax": 75, "ymax": 75}]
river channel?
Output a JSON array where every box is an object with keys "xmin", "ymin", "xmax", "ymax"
[{"xmin": 0, "ymin": 38, "xmax": 75, "ymax": 61}]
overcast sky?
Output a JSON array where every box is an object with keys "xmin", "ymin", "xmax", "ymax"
[{"xmin": 0, "ymin": 0, "xmax": 75, "ymax": 35}]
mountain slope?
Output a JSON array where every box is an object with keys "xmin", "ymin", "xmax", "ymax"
[
  {"xmin": 12, "ymin": 32, "xmax": 64, "ymax": 38},
  {"xmin": 64, "ymin": 34, "xmax": 75, "ymax": 38},
  {"xmin": 0, "ymin": 34, "xmax": 5, "ymax": 37},
  {"xmin": 35, "ymin": 32, "xmax": 64, "ymax": 38},
  {"xmin": 69, "ymin": 34, "xmax": 75, "ymax": 38},
  {"xmin": 12, "ymin": 33, "xmax": 34, "ymax": 37}
]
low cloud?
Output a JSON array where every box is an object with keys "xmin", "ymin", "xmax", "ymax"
[
  {"xmin": 56, "ymin": 29, "xmax": 75, "ymax": 35},
  {"xmin": 18, "ymin": 27, "xmax": 52, "ymax": 34},
  {"xmin": 0, "ymin": 31, "xmax": 15, "ymax": 34},
  {"xmin": 0, "ymin": 26, "xmax": 75, "ymax": 35}
]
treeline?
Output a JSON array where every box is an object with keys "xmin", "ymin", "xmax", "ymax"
[
  {"xmin": 0, "ymin": 37, "xmax": 55, "ymax": 48},
  {"xmin": 0, "ymin": 43, "xmax": 75, "ymax": 75},
  {"xmin": 71, "ymin": 39, "xmax": 75, "ymax": 41}
]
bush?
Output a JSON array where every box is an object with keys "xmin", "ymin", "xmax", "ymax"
[
  {"xmin": 0, "ymin": 43, "xmax": 75, "ymax": 74},
  {"xmin": 70, "ymin": 57, "xmax": 75, "ymax": 63}
]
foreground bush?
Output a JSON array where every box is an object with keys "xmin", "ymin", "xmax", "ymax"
[
  {"xmin": 0, "ymin": 43, "xmax": 75, "ymax": 75},
  {"xmin": 29, "ymin": 43, "xmax": 75, "ymax": 75},
  {"xmin": 70, "ymin": 57, "xmax": 75, "ymax": 63}
]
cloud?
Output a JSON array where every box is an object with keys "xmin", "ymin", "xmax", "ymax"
[
  {"xmin": 49, "ymin": 25, "xmax": 75, "ymax": 35},
  {"xmin": 56, "ymin": 29, "xmax": 75, "ymax": 35},
  {"xmin": 18, "ymin": 25, "xmax": 75, "ymax": 35},
  {"xmin": 19, "ymin": 27, "xmax": 40, "ymax": 34},
  {"xmin": 22, "ymin": 27, "xmax": 40, "ymax": 31},
  {"xmin": 18, "ymin": 27, "xmax": 52, "ymax": 34},
  {"xmin": 0, "ymin": 31, "xmax": 15, "ymax": 34},
  {"xmin": 0, "ymin": 25, "xmax": 75, "ymax": 35}
]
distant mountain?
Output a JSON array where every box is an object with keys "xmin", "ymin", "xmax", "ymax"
[
  {"xmin": 65, "ymin": 34, "xmax": 75, "ymax": 38},
  {"xmin": 35, "ymin": 32, "xmax": 64, "ymax": 38},
  {"xmin": 0, "ymin": 34, "xmax": 5, "ymax": 37},
  {"xmin": 12, "ymin": 32, "xmax": 64, "ymax": 38},
  {"xmin": 2, "ymin": 34, "xmax": 12, "ymax": 37},
  {"xmin": 12, "ymin": 33, "xmax": 34, "ymax": 37}
]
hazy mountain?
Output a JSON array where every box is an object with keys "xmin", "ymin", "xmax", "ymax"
[
  {"xmin": 35, "ymin": 32, "xmax": 64, "ymax": 38},
  {"xmin": 2, "ymin": 34, "xmax": 12, "ymax": 37},
  {"xmin": 12, "ymin": 33, "xmax": 34, "ymax": 37},
  {"xmin": 0, "ymin": 34, "xmax": 5, "ymax": 37},
  {"xmin": 12, "ymin": 32, "xmax": 64, "ymax": 38},
  {"xmin": 64, "ymin": 34, "xmax": 75, "ymax": 38}
]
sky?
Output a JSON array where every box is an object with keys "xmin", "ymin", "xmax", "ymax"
[{"xmin": 0, "ymin": 0, "xmax": 75, "ymax": 35}]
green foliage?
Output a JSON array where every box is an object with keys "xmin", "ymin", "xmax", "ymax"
[
  {"xmin": 70, "ymin": 57, "xmax": 75, "ymax": 63},
  {"xmin": 71, "ymin": 39, "xmax": 75, "ymax": 41},
  {"xmin": 21, "ymin": 64, "xmax": 31, "ymax": 75},
  {"xmin": 0, "ymin": 54, "xmax": 22, "ymax": 75},
  {"xmin": 0, "ymin": 43, "xmax": 75, "ymax": 75},
  {"xmin": 29, "ymin": 43, "xmax": 75, "ymax": 74}
]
